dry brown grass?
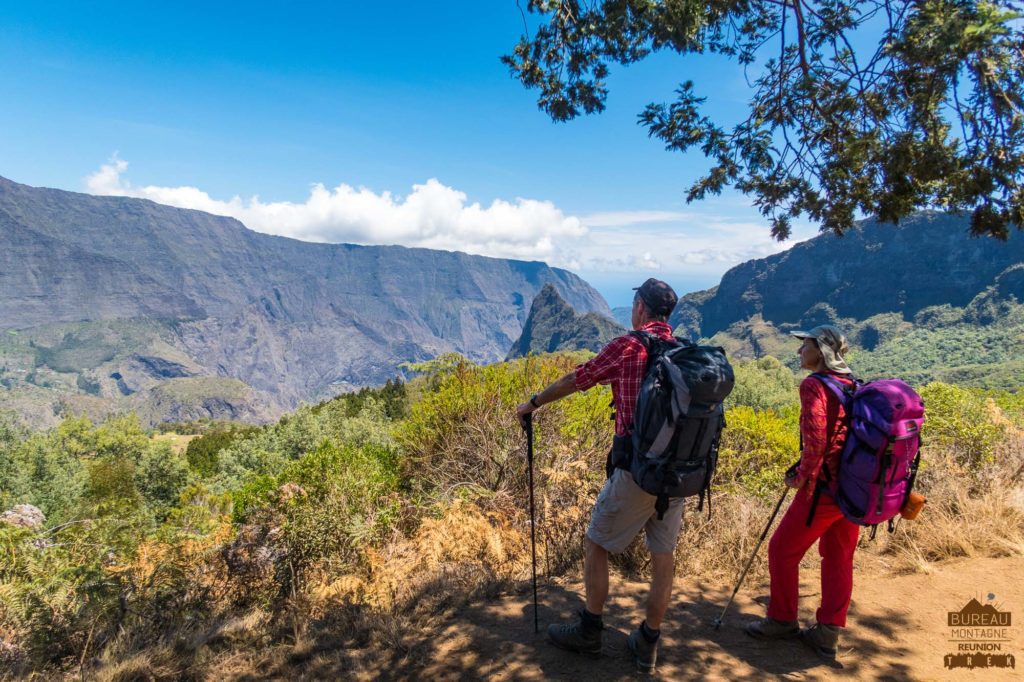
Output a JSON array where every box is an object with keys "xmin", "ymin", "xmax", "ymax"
[
  {"xmin": 92, "ymin": 647, "xmax": 181, "ymax": 682},
  {"xmin": 674, "ymin": 493, "xmax": 782, "ymax": 584},
  {"xmin": 150, "ymin": 432, "xmax": 199, "ymax": 455},
  {"xmin": 319, "ymin": 495, "xmax": 532, "ymax": 614},
  {"xmin": 870, "ymin": 438, "xmax": 1024, "ymax": 573}
]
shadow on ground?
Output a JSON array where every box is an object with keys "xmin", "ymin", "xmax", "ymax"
[{"xmin": 237, "ymin": 570, "xmax": 916, "ymax": 681}]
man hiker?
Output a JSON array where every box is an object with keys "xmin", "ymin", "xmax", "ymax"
[
  {"xmin": 745, "ymin": 325, "xmax": 859, "ymax": 661},
  {"xmin": 516, "ymin": 278, "xmax": 681, "ymax": 673}
]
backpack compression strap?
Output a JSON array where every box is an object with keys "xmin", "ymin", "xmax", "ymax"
[{"xmin": 695, "ymin": 412, "xmax": 726, "ymax": 519}]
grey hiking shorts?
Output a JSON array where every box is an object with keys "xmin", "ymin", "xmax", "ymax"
[{"xmin": 586, "ymin": 469, "xmax": 685, "ymax": 555}]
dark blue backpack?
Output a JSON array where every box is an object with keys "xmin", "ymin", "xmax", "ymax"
[{"xmin": 626, "ymin": 332, "xmax": 734, "ymax": 519}]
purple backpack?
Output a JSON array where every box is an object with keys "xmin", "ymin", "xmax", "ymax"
[{"xmin": 813, "ymin": 375, "xmax": 925, "ymax": 531}]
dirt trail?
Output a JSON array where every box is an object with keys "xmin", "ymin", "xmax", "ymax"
[{"xmin": 364, "ymin": 556, "xmax": 1024, "ymax": 681}]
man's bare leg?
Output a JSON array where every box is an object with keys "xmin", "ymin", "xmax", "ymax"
[
  {"xmin": 645, "ymin": 551, "xmax": 675, "ymax": 629},
  {"xmin": 584, "ymin": 537, "xmax": 609, "ymax": 614}
]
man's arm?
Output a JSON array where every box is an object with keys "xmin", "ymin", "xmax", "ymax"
[
  {"xmin": 516, "ymin": 371, "xmax": 578, "ymax": 425},
  {"xmin": 516, "ymin": 334, "xmax": 627, "ymax": 426}
]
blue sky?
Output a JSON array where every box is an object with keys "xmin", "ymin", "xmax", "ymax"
[{"xmin": 0, "ymin": 1, "xmax": 816, "ymax": 307}]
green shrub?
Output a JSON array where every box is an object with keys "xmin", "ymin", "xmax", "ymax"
[
  {"xmin": 0, "ymin": 413, "xmax": 29, "ymax": 509},
  {"xmin": 312, "ymin": 377, "xmax": 408, "ymax": 420},
  {"xmin": 85, "ymin": 456, "xmax": 143, "ymax": 514},
  {"xmin": 135, "ymin": 443, "xmax": 191, "ymax": 518},
  {"xmin": 282, "ymin": 477, "xmax": 399, "ymax": 584},
  {"xmin": 185, "ymin": 425, "xmax": 260, "ymax": 477},
  {"xmin": 726, "ymin": 355, "xmax": 799, "ymax": 413},
  {"xmin": 919, "ymin": 382, "xmax": 1007, "ymax": 468},
  {"xmin": 397, "ymin": 353, "xmax": 599, "ymax": 496},
  {"xmin": 229, "ymin": 473, "xmax": 278, "ymax": 524},
  {"xmin": 90, "ymin": 414, "xmax": 150, "ymax": 461},
  {"xmin": 211, "ymin": 409, "xmax": 329, "ymax": 492},
  {"xmin": 322, "ymin": 396, "xmax": 399, "ymax": 450},
  {"xmin": 717, "ymin": 405, "xmax": 800, "ymax": 498},
  {"xmin": 991, "ymin": 389, "xmax": 1024, "ymax": 427},
  {"xmin": 227, "ymin": 438, "xmax": 402, "ymax": 600},
  {"xmin": 209, "ymin": 394, "xmax": 401, "ymax": 498},
  {"xmin": 8, "ymin": 419, "xmax": 92, "ymax": 522}
]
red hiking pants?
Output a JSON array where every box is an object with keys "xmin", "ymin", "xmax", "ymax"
[{"xmin": 766, "ymin": 489, "xmax": 860, "ymax": 627}]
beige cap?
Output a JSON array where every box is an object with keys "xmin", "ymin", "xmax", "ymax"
[{"xmin": 790, "ymin": 324, "xmax": 852, "ymax": 374}]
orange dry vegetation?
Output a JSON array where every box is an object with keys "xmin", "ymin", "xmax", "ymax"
[{"xmin": 315, "ymin": 496, "xmax": 532, "ymax": 613}]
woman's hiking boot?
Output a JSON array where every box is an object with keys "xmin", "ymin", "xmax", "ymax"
[
  {"xmin": 547, "ymin": 609, "xmax": 603, "ymax": 657},
  {"xmin": 800, "ymin": 622, "xmax": 840, "ymax": 660},
  {"xmin": 626, "ymin": 621, "xmax": 660, "ymax": 674},
  {"xmin": 744, "ymin": 617, "xmax": 800, "ymax": 640}
]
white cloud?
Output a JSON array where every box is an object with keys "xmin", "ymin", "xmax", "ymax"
[
  {"xmin": 634, "ymin": 252, "xmax": 661, "ymax": 270},
  {"xmin": 580, "ymin": 210, "xmax": 692, "ymax": 228},
  {"xmin": 84, "ymin": 158, "xmax": 809, "ymax": 284},
  {"xmin": 571, "ymin": 217, "xmax": 800, "ymax": 278},
  {"xmin": 85, "ymin": 156, "xmax": 587, "ymax": 264}
]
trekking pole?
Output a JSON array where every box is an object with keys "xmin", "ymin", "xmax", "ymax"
[
  {"xmin": 523, "ymin": 412, "xmax": 539, "ymax": 633},
  {"xmin": 712, "ymin": 486, "xmax": 789, "ymax": 630}
]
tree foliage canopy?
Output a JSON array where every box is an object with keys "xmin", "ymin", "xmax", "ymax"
[{"xmin": 504, "ymin": 0, "xmax": 1024, "ymax": 238}]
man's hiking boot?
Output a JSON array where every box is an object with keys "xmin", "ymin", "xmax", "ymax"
[
  {"xmin": 627, "ymin": 624, "xmax": 659, "ymax": 674},
  {"xmin": 547, "ymin": 609, "xmax": 602, "ymax": 657},
  {"xmin": 744, "ymin": 617, "xmax": 800, "ymax": 640},
  {"xmin": 800, "ymin": 622, "xmax": 840, "ymax": 660}
]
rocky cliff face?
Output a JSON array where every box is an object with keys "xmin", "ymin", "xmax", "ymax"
[
  {"xmin": 0, "ymin": 176, "xmax": 610, "ymax": 423},
  {"xmin": 507, "ymin": 284, "xmax": 625, "ymax": 359},
  {"xmin": 671, "ymin": 212, "xmax": 1024, "ymax": 339}
]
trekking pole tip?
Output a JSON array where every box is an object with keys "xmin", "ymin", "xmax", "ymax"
[{"xmin": 712, "ymin": 617, "xmax": 723, "ymax": 630}]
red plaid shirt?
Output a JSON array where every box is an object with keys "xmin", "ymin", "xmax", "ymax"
[{"xmin": 574, "ymin": 321, "xmax": 675, "ymax": 437}]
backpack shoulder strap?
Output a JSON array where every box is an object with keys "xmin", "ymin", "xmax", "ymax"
[
  {"xmin": 628, "ymin": 330, "xmax": 651, "ymax": 350},
  {"xmin": 629, "ymin": 330, "xmax": 679, "ymax": 372},
  {"xmin": 811, "ymin": 373, "xmax": 857, "ymax": 409}
]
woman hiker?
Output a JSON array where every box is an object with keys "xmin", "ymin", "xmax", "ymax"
[{"xmin": 745, "ymin": 324, "xmax": 859, "ymax": 661}]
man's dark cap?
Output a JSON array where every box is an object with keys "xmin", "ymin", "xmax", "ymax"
[{"xmin": 633, "ymin": 278, "xmax": 678, "ymax": 316}]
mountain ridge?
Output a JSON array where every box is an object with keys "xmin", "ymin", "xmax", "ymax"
[
  {"xmin": 670, "ymin": 211, "xmax": 1024, "ymax": 340},
  {"xmin": 667, "ymin": 211, "xmax": 1024, "ymax": 388},
  {"xmin": 506, "ymin": 284, "xmax": 625, "ymax": 359},
  {"xmin": 0, "ymin": 175, "xmax": 610, "ymax": 426}
]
